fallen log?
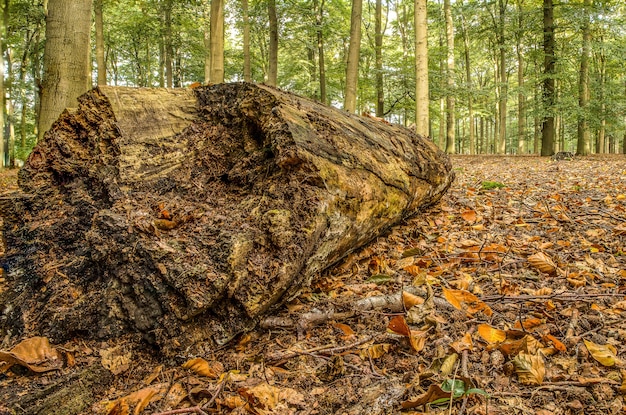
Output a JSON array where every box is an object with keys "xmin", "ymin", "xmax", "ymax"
[{"xmin": 0, "ymin": 82, "xmax": 453, "ymax": 354}]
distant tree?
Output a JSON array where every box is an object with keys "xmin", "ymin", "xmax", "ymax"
[
  {"xmin": 95, "ymin": 0, "xmax": 106, "ymax": 86},
  {"xmin": 540, "ymin": 0, "xmax": 555, "ymax": 156},
  {"xmin": 344, "ymin": 0, "xmax": 362, "ymax": 113},
  {"xmin": 444, "ymin": 0, "xmax": 455, "ymax": 153},
  {"xmin": 267, "ymin": 0, "xmax": 278, "ymax": 86},
  {"xmin": 414, "ymin": 0, "xmax": 429, "ymax": 137},
  {"xmin": 38, "ymin": 0, "xmax": 92, "ymax": 141},
  {"xmin": 210, "ymin": 0, "xmax": 224, "ymax": 83},
  {"xmin": 243, "ymin": 0, "xmax": 251, "ymax": 82},
  {"xmin": 576, "ymin": 0, "xmax": 591, "ymax": 155}
]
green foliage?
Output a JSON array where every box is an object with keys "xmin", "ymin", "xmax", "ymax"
[
  {"xmin": 481, "ymin": 181, "xmax": 506, "ymax": 190},
  {"xmin": 430, "ymin": 378, "xmax": 490, "ymax": 406}
]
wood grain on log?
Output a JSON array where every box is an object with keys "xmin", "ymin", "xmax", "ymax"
[{"xmin": 0, "ymin": 83, "xmax": 453, "ymax": 354}]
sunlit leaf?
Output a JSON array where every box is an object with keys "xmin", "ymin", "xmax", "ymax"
[
  {"xmin": 450, "ymin": 332, "xmax": 474, "ymax": 353},
  {"xmin": 477, "ymin": 324, "xmax": 506, "ymax": 344},
  {"xmin": 439, "ymin": 353, "xmax": 458, "ymax": 376},
  {"xmin": 360, "ymin": 343, "xmax": 391, "ymax": 359},
  {"xmin": 0, "ymin": 337, "xmax": 63, "ymax": 373},
  {"xmin": 365, "ymin": 274, "xmax": 394, "ymax": 284},
  {"xmin": 182, "ymin": 357, "xmax": 224, "ymax": 378},
  {"xmin": 513, "ymin": 317, "xmax": 544, "ymax": 331},
  {"xmin": 461, "ymin": 209, "xmax": 477, "ymax": 223},
  {"xmin": 584, "ymin": 340, "xmax": 621, "ymax": 366},
  {"xmin": 333, "ymin": 322, "xmax": 355, "ymax": 339},
  {"xmin": 542, "ymin": 334, "xmax": 567, "ymax": 352},
  {"xmin": 409, "ymin": 330, "xmax": 428, "ymax": 352},
  {"xmin": 513, "ymin": 353, "xmax": 545, "ymax": 385},
  {"xmin": 527, "ymin": 252, "xmax": 557, "ymax": 276},
  {"xmin": 443, "ymin": 288, "xmax": 493, "ymax": 317}
]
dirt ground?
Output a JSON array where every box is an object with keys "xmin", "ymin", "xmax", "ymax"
[{"xmin": 1, "ymin": 154, "xmax": 626, "ymax": 415}]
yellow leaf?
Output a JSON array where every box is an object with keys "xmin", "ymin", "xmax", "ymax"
[
  {"xmin": 0, "ymin": 336, "xmax": 63, "ymax": 373},
  {"xmin": 527, "ymin": 252, "xmax": 557, "ymax": 276},
  {"xmin": 182, "ymin": 357, "xmax": 224, "ymax": 378},
  {"xmin": 461, "ymin": 209, "xmax": 477, "ymax": 223},
  {"xmin": 513, "ymin": 352, "xmax": 545, "ymax": 385},
  {"xmin": 439, "ymin": 353, "xmax": 458, "ymax": 376},
  {"xmin": 360, "ymin": 343, "xmax": 391, "ymax": 359},
  {"xmin": 409, "ymin": 330, "xmax": 428, "ymax": 353},
  {"xmin": 584, "ymin": 339, "xmax": 621, "ymax": 366},
  {"xmin": 477, "ymin": 324, "xmax": 507, "ymax": 344},
  {"xmin": 450, "ymin": 332, "xmax": 474, "ymax": 353},
  {"xmin": 443, "ymin": 287, "xmax": 493, "ymax": 317}
]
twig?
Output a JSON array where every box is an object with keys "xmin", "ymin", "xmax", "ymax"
[
  {"xmin": 482, "ymin": 292, "xmax": 623, "ymax": 303},
  {"xmin": 266, "ymin": 334, "xmax": 377, "ymax": 363},
  {"xmin": 151, "ymin": 406, "xmax": 208, "ymax": 415},
  {"xmin": 202, "ymin": 378, "xmax": 226, "ymax": 410}
]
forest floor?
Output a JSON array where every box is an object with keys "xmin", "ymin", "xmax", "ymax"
[{"xmin": 1, "ymin": 154, "xmax": 626, "ymax": 415}]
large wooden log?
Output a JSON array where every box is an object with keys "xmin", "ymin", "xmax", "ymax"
[{"xmin": 0, "ymin": 83, "xmax": 453, "ymax": 354}]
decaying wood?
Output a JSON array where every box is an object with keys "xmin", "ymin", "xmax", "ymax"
[{"xmin": 0, "ymin": 82, "xmax": 453, "ymax": 354}]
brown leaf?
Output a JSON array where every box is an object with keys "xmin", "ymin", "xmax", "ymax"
[
  {"xmin": 401, "ymin": 384, "xmax": 452, "ymax": 409},
  {"xmin": 360, "ymin": 343, "xmax": 391, "ymax": 359},
  {"xmin": 461, "ymin": 209, "xmax": 477, "ymax": 223},
  {"xmin": 182, "ymin": 357, "xmax": 224, "ymax": 378},
  {"xmin": 513, "ymin": 352, "xmax": 545, "ymax": 385},
  {"xmin": 527, "ymin": 252, "xmax": 557, "ymax": 276},
  {"xmin": 387, "ymin": 315, "xmax": 411, "ymax": 337},
  {"xmin": 442, "ymin": 288, "xmax": 493, "ymax": 317},
  {"xmin": 0, "ymin": 337, "xmax": 63, "ymax": 373},
  {"xmin": 402, "ymin": 291, "xmax": 425, "ymax": 310}
]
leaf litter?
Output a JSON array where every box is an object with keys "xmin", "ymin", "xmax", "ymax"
[{"xmin": 1, "ymin": 155, "xmax": 625, "ymax": 414}]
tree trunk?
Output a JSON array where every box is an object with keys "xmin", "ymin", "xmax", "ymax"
[
  {"xmin": 414, "ymin": 0, "xmax": 429, "ymax": 137},
  {"xmin": 210, "ymin": 0, "xmax": 225, "ymax": 83},
  {"xmin": 243, "ymin": 0, "xmax": 251, "ymax": 82},
  {"xmin": 517, "ymin": 0, "xmax": 525, "ymax": 155},
  {"xmin": 576, "ymin": 0, "xmax": 591, "ymax": 156},
  {"xmin": 203, "ymin": 3, "xmax": 211, "ymax": 84},
  {"xmin": 596, "ymin": 35, "xmax": 606, "ymax": 154},
  {"xmin": 0, "ymin": 83, "xmax": 454, "ymax": 356},
  {"xmin": 541, "ymin": 0, "xmax": 555, "ymax": 156},
  {"xmin": 163, "ymin": 0, "xmax": 173, "ymax": 87},
  {"xmin": 496, "ymin": 0, "xmax": 507, "ymax": 154},
  {"xmin": 315, "ymin": 0, "xmax": 327, "ymax": 104},
  {"xmin": 95, "ymin": 0, "xmax": 106, "ymax": 86},
  {"xmin": 375, "ymin": 0, "xmax": 384, "ymax": 117},
  {"xmin": 0, "ymin": 0, "xmax": 5, "ymax": 166},
  {"xmin": 267, "ymin": 0, "xmax": 278, "ymax": 87},
  {"xmin": 444, "ymin": 0, "xmax": 455, "ymax": 154},
  {"xmin": 344, "ymin": 0, "xmax": 363, "ymax": 113},
  {"xmin": 460, "ymin": 13, "xmax": 474, "ymax": 154},
  {"xmin": 37, "ymin": 0, "xmax": 92, "ymax": 142}
]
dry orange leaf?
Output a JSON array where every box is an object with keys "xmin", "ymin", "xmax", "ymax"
[
  {"xmin": 461, "ymin": 209, "xmax": 477, "ymax": 223},
  {"xmin": 0, "ymin": 336, "xmax": 63, "ymax": 373},
  {"xmin": 513, "ymin": 317, "xmax": 544, "ymax": 331},
  {"xmin": 450, "ymin": 332, "xmax": 474, "ymax": 353},
  {"xmin": 360, "ymin": 343, "xmax": 391, "ymax": 359},
  {"xmin": 333, "ymin": 322, "xmax": 356, "ymax": 338},
  {"xmin": 402, "ymin": 291, "xmax": 425, "ymax": 310},
  {"xmin": 401, "ymin": 384, "xmax": 452, "ymax": 409},
  {"xmin": 387, "ymin": 315, "xmax": 411, "ymax": 337},
  {"xmin": 182, "ymin": 357, "xmax": 224, "ymax": 379},
  {"xmin": 104, "ymin": 385, "xmax": 166, "ymax": 415},
  {"xmin": 527, "ymin": 252, "xmax": 557, "ymax": 276},
  {"xmin": 543, "ymin": 334, "xmax": 567, "ymax": 352},
  {"xmin": 442, "ymin": 287, "xmax": 493, "ymax": 317},
  {"xmin": 409, "ymin": 330, "xmax": 428, "ymax": 353},
  {"xmin": 477, "ymin": 324, "xmax": 507, "ymax": 344},
  {"xmin": 513, "ymin": 352, "xmax": 545, "ymax": 385},
  {"xmin": 584, "ymin": 339, "xmax": 621, "ymax": 366}
]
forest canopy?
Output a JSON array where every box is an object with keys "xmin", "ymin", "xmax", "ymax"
[{"xmin": 1, "ymin": 0, "xmax": 625, "ymax": 167}]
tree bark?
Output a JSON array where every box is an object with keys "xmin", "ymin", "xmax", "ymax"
[
  {"xmin": 95, "ymin": 0, "xmax": 106, "ymax": 86},
  {"xmin": 315, "ymin": 0, "xmax": 327, "ymax": 104},
  {"xmin": 517, "ymin": 0, "xmax": 525, "ymax": 155},
  {"xmin": 460, "ymin": 13, "xmax": 474, "ymax": 154},
  {"xmin": 37, "ymin": 0, "xmax": 92, "ymax": 141},
  {"xmin": 576, "ymin": 0, "xmax": 591, "ymax": 156},
  {"xmin": 414, "ymin": 0, "xmax": 429, "ymax": 137},
  {"xmin": 344, "ymin": 0, "xmax": 363, "ymax": 113},
  {"xmin": 210, "ymin": 0, "xmax": 225, "ymax": 83},
  {"xmin": 375, "ymin": 0, "xmax": 384, "ymax": 117},
  {"xmin": 243, "ymin": 0, "xmax": 251, "ymax": 82},
  {"xmin": 0, "ymin": 83, "xmax": 454, "ymax": 356},
  {"xmin": 496, "ymin": 0, "xmax": 507, "ymax": 154},
  {"xmin": 541, "ymin": 0, "xmax": 555, "ymax": 156}
]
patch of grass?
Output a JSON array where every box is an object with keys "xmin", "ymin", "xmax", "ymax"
[{"xmin": 481, "ymin": 180, "xmax": 505, "ymax": 190}]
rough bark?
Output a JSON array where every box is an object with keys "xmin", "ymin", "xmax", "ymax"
[
  {"xmin": 0, "ymin": 83, "xmax": 453, "ymax": 355},
  {"xmin": 344, "ymin": 0, "xmax": 363, "ymax": 113},
  {"xmin": 414, "ymin": 0, "xmax": 429, "ymax": 137},
  {"xmin": 210, "ymin": 0, "xmax": 225, "ymax": 84}
]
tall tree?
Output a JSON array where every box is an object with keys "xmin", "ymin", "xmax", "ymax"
[
  {"xmin": 210, "ymin": 0, "xmax": 224, "ymax": 83},
  {"xmin": 95, "ymin": 0, "xmax": 106, "ymax": 85},
  {"xmin": 0, "ymin": 0, "xmax": 4, "ymax": 165},
  {"xmin": 38, "ymin": 0, "xmax": 92, "ymax": 141},
  {"xmin": 444, "ymin": 0, "xmax": 455, "ymax": 153},
  {"xmin": 203, "ymin": 3, "xmax": 210, "ymax": 83},
  {"xmin": 460, "ymin": 12, "xmax": 474, "ymax": 154},
  {"xmin": 414, "ymin": 0, "xmax": 429, "ymax": 137},
  {"xmin": 374, "ymin": 0, "xmax": 383, "ymax": 116},
  {"xmin": 496, "ymin": 0, "xmax": 507, "ymax": 154},
  {"xmin": 314, "ymin": 0, "xmax": 327, "ymax": 103},
  {"xmin": 540, "ymin": 0, "xmax": 555, "ymax": 156},
  {"xmin": 267, "ymin": 0, "xmax": 278, "ymax": 86},
  {"xmin": 163, "ymin": 0, "xmax": 173, "ymax": 87},
  {"xmin": 516, "ymin": 0, "xmax": 525, "ymax": 154},
  {"xmin": 576, "ymin": 0, "xmax": 591, "ymax": 155},
  {"xmin": 344, "ymin": 0, "xmax": 363, "ymax": 113},
  {"xmin": 243, "ymin": 0, "xmax": 251, "ymax": 82}
]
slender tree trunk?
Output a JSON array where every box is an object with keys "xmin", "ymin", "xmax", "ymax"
[
  {"xmin": 37, "ymin": 0, "xmax": 93, "ymax": 141},
  {"xmin": 414, "ymin": 0, "xmax": 429, "ymax": 137},
  {"xmin": 496, "ymin": 0, "xmax": 507, "ymax": 154},
  {"xmin": 163, "ymin": 0, "xmax": 173, "ymax": 87},
  {"xmin": 4, "ymin": 6, "xmax": 15, "ymax": 167},
  {"xmin": 243, "ymin": 0, "xmax": 251, "ymax": 82},
  {"xmin": 517, "ymin": 0, "xmax": 525, "ymax": 154},
  {"xmin": 344, "ymin": 0, "xmax": 363, "ymax": 113},
  {"xmin": 540, "ymin": 0, "xmax": 555, "ymax": 156},
  {"xmin": 596, "ymin": 36, "xmax": 606, "ymax": 154},
  {"xmin": 444, "ymin": 0, "xmax": 455, "ymax": 154},
  {"xmin": 203, "ymin": 4, "xmax": 210, "ymax": 84},
  {"xmin": 461, "ymin": 14, "xmax": 474, "ymax": 154},
  {"xmin": 0, "ymin": 1, "xmax": 5, "ymax": 166},
  {"xmin": 267, "ymin": 0, "xmax": 278, "ymax": 86},
  {"xmin": 375, "ymin": 0, "xmax": 384, "ymax": 117},
  {"xmin": 576, "ymin": 0, "xmax": 591, "ymax": 155},
  {"xmin": 95, "ymin": 0, "xmax": 106, "ymax": 86},
  {"xmin": 315, "ymin": 0, "xmax": 326, "ymax": 103},
  {"xmin": 210, "ymin": 0, "xmax": 225, "ymax": 83}
]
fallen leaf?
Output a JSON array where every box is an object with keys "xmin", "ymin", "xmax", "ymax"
[
  {"xmin": 182, "ymin": 357, "xmax": 224, "ymax": 378},
  {"xmin": 401, "ymin": 384, "xmax": 452, "ymax": 409},
  {"xmin": 450, "ymin": 332, "xmax": 474, "ymax": 353},
  {"xmin": 542, "ymin": 334, "xmax": 567, "ymax": 352},
  {"xmin": 527, "ymin": 252, "xmax": 557, "ymax": 276},
  {"xmin": 100, "ymin": 346, "xmax": 132, "ymax": 375},
  {"xmin": 513, "ymin": 352, "xmax": 545, "ymax": 385},
  {"xmin": 477, "ymin": 324, "xmax": 507, "ymax": 344},
  {"xmin": 333, "ymin": 322, "xmax": 355, "ymax": 338},
  {"xmin": 584, "ymin": 339, "xmax": 621, "ymax": 366},
  {"xmin": 402, "ymin": 291, "xmax": 425, "ymax": 310},
  {"xmin": 461, "ymin": 209, "xmax": 477, "ymax": 223},
  {"xmin": 0, "ymin": 337, "xmax": 63, "ymax": 373},
  {"xmin": 360, "ymin": 343, "xmax": 391, "ymax": 359},
  {"xmin": 443, "ymin": 288, "xmax": 493, "ymax": 317},
  {"xmin": 388, "ymin": 315, "xmax": 411, "ymax": 337}
]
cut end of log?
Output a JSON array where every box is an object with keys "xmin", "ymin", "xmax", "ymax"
[{"xmin": 0, "ymin": 83, "xmax": 453, "ymax": 355}]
